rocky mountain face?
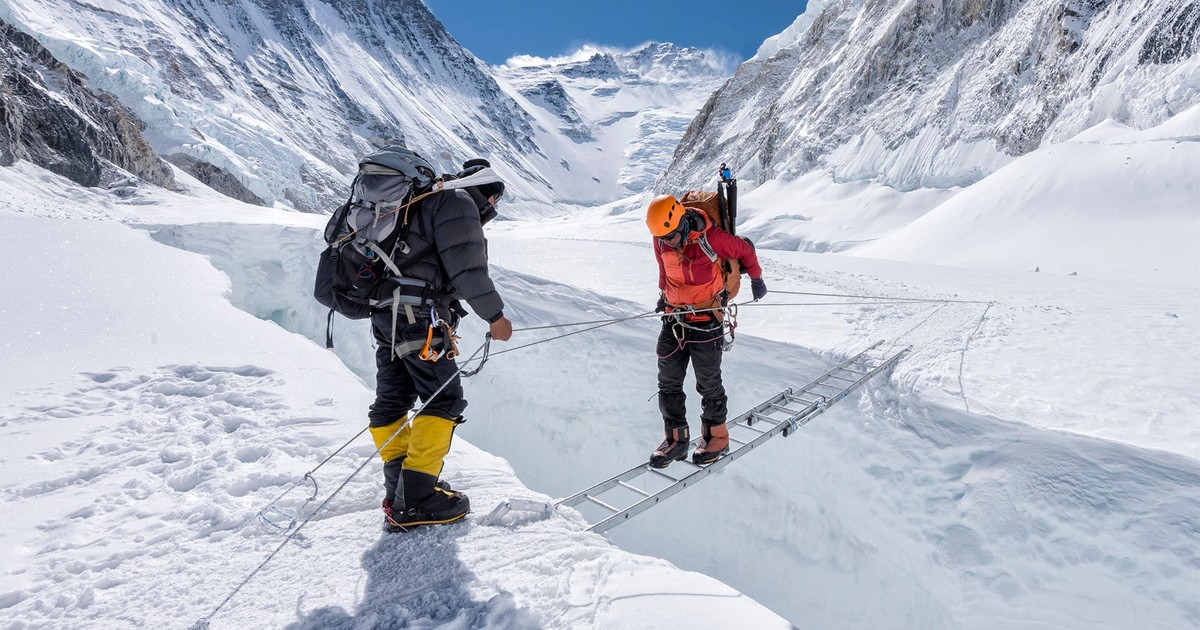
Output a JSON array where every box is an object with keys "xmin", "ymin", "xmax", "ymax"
[
  {"xmin": 1, "ymin": 0, "xmax": 549, "ymax": 212},
  {"xmin": 0, "ymin": 18, "xmax": 174, "ymax": 190},
  {"xmin": 660, "ymin": 0, "xmax": 1200, "ymax": 192}
]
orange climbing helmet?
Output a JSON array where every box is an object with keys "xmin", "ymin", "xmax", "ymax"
[{"xmin": 646, "ymin": 194, "xmax": 684, "ymax": 237}]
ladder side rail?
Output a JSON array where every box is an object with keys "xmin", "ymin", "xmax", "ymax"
[
  {"xmin": 589, "ymin": 348, "xmax": 906, "ymax": 532},
  {"xmin": 557, "ymin": 463, "xmax": 667, "ymax": 508},
  {"xmin": 799, "ymin": 347, "xmax": 907, "ymax": 429},
  {"xmin": 587, "ymin": 399, "xmax": 812, "ymax": 533},
  {"xmin": 560, "ymin": 342, "xmax": 902, "ymax": 527},
  {"xmin": 799, "ymin": 341, "xmax": 884, "ymax": 388}
]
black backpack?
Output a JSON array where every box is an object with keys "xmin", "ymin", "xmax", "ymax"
[{"xmin": 314, "ymin": 148, "xmax": 506, "ymax": 347}]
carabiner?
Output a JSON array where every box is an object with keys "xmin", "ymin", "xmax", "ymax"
[{"xmin": 419, "ymin": 323, "xmax": 444, "ymax": 362}]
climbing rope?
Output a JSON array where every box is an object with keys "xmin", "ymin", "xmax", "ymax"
[
  {"xmin": 251, "ymin": 290, "xmax": 979, "ymax": 530},
  {"xmin": 769, "ymin": 289, "xmax": 990, "ymax": 304},
  {"xmin": 957, "ymin": 302, "xmax": 995, "ymax": 413},
  {"xmin": 207, "ymin": 287, "xmax": 992, "ymax": 627},
  {"xmin": 254, "ymin": 426, "xmax": 369, "ymax": 531},
  {"xmin": 738, "ymin": 300, "xmax": 965, "ymax": 307},
  {"xmin": 476, "ymin": 304, "xmax": 728, "ymax": 359}
]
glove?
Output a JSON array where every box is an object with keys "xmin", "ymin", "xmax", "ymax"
[
  {"xmin": 751, "ymin": 277, "xmax": 768, "ymax": 301},
  {"xmin": 655, "ymin": 294, "xmax": 667, "ymax": 313}
]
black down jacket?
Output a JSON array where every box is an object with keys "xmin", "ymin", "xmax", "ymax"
[{"xmin": 370, "ymin": 188, "xmax": 504, "ymax": 329}]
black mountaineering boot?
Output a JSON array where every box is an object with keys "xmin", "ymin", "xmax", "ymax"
[
  {"xmin": 388, "ymin": 485, "xmax": 470, "ymax": 532},
  {"xmin": 388, "ymin": 471, "xmax": 470, "ymax": 532},
  {"xmin": 649, "ymin": 426, "xmax": 690, "ymax": 469},
  {"xmin": 382, "ymin": 479, "xmax": 455, "ymax": 531}
]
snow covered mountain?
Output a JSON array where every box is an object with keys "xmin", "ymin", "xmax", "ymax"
[
  {"xmin": 0, "ymin": 0, "xmax": 545, "ymax": 212},
  {"xmin": 0, "ymin": 1, "xmax": 730, "ymax": 214},
  {"xmin": 496, "ymin": 43, "xmax": 732, "ymax": 199},
  {"xmin": 3, "ymin": 1, "xmax": 1199, "ymax": 629},
  {"xmin": 653, "ymin": 0, "xmax": 1199, "ymax": 286},
  {"xmin": 661, "ymin": 0, "xmax": 1199, "ymax": 192}
]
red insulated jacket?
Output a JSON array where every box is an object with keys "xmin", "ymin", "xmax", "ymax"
[{"xmin": 654, "ymin": 213, "xmax": 762, "ymax": 308}]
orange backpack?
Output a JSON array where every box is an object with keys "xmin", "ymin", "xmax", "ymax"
[{"xmin": 678, "ymin": 190, "xmax": 741, "ymax": 300}]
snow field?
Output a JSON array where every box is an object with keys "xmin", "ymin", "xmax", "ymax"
[
  {"xmin": 88, "ymin": 180, "xmax": 1200, "ymax": 629},
  {"xmin": 4, "ymin": 97, "xmax": 1200, "ymax": 628},
  {"xmin": 0, "ymin": 167, "xmax": 792, "ymax": 629},
  {"xmin": 480, "ymin": 230, "xmax": 1200, "ymax": 630}
]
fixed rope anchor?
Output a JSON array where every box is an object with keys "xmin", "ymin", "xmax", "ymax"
[
  {"xmin": 255, "ymin": 471, "xmax": 320, "ymax": 531},
  {"xmin": 477, "ymin": 498, "xmax": 555, "ymax": 527}
]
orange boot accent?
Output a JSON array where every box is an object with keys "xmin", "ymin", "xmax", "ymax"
[
  {"xmin": 692, "ymin": 423, "xmax": 729, "ymax": 465},
  {"xmin": 649, "ymin": 426, "xmax": 690, "ymax": 469}
]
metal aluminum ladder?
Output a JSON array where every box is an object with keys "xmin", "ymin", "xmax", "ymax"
[{"xmin": 482, "ymin": 341, "xmax": 907, "ymax": 533}]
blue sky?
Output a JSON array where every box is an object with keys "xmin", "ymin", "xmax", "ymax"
[{"xmin": 426, "ymin": 1, "xmax": 809, "ymax": 65}]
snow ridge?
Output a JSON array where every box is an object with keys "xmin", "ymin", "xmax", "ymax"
[{"xmin": 661, "ymin": 0, "xmax": 1200, "ymax": 192}]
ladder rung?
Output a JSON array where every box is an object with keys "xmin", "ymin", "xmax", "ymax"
[
  {"xmin": 825, "ymin": 374, "xmax": 858, "ymax": 384},
  {"xmin": 810, "ymin": 382, "xmax": 843, "ymax": 391},
  {"xmin": 739, "ymin": 422, "xmax": 768, "ymax": 434},
  {"xmin": 584, "ymin": 495, "xmax": 620, "ymax": 513},
  {"xmin": 751, "ymin": 412, "xmax": 783, "ymax": 425},
  {"xmin": 647, "ymin": 467, "xmax": 681, "ymax": 482},
  {"xmin": 785, "ymin": 394, "xmax": 820, "ymax": 406},
  {"xmin": 768, "ymin": 404, "xmax": 803, "ymax": 415},
  {"xmin": 617, "ymin": 480, "xmax": 651, "ymax": 497},
  {"xmin": 728, "ymin": 435, "xmax": 747, "ymax": 445}
]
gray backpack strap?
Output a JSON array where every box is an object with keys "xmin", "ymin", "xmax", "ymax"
[
  {"xmin": 697, "ymin": 233, "xmax": 719, "ymax": 263},
  {"xmin": 365, "ymin": 240, "xmax": 404, "ymax": 277}
]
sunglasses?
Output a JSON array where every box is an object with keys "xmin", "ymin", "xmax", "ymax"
[{"xmin": 662, "ymin": 215, "xmax": 693, "ymax": 243}]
